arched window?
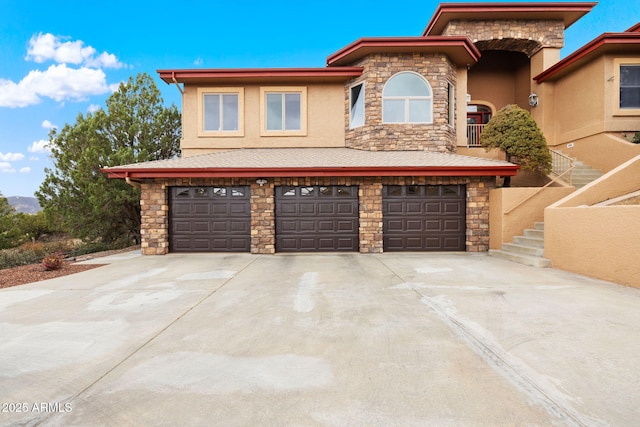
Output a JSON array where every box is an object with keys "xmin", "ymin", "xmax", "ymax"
[{"xmin": 382, "ymin": 72, "xmax": 432, "ymax": 124}]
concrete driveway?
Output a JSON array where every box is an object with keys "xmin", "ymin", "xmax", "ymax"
[{"xmin": 1, "ymin": 251, "xmax": 639, "ymax": 427}]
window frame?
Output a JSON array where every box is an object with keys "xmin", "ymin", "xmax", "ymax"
[
  {"xmin": 382, "ymin": 71, "xmax": 433, "ymax": 124},
  {"xmin": 197, "ymin": 87, "xmax": 244, "ymax": 137},
  {"xmin": 349, "ymin": 81, "xmax": 365, "ymax": 129},
  {"xmin": 260, "ymin": 86, "xmax": 308, "ymax": 136},
  {"xmin": 614, "ymin": 58, "xmax": 640, "ymax": 116}
]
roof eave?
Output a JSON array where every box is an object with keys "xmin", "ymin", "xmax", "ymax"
[
  {"xmin": 158, "ymin": 67, "xmax": 364, "ymax": 85},
  {"xmin": 423, "ymin": 2, "xmax": 597, "ymax": 36},
  {"xmin": 326, "ymin": 36, "xmax": 481, "ymax": 67},
  {"xmin": 103, "ymin": 165, "xmax": 519, "ymax": 179},
  {"xmin": 534, "ymin": 33, "xmax": 640, "ymax": 83}
]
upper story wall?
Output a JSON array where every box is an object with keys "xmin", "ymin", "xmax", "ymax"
[
  {"xmin": 539, "ymin": 54, "xmax": 640, "ymax": 145},
  {"xmin": 344, "ymin": 53, "xmax": 457, "ymax": 152},
  {"xmin": 180, "ymin": 83, "xmax": 346, "ymax": 156}
]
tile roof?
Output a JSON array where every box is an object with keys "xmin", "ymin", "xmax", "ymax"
[{"xmin": 103, "ymin": 147, "xmax": 518, "ymax": 178}]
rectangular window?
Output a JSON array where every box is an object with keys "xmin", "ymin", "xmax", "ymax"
[
  {"xmin": 204, "ymin": 94, "xmax": 239, "ymax": 131},
  {"xmin": 260, "ymin": 87, "xmax": 307, "ymax": 136},
  {"xmin": 266, "ymin": 93, "xmax": 300, "ymax": 130},
  {"xmin": 349, "ymin": 82, "xmax": 365, "ymax": 128},
  {"xmin": 448, "ymin": 83, "xmax": 455, "ymax": 126},
  {"xmin": 197, "ymin": 87, "xmax": 244, "ymax": 137},
  {"xmin": 620, "ymin": 65, "xmax": 640, "ymax": 109}
]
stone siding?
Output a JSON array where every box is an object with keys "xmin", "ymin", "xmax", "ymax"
[
  {"xmin": 138, "ymin": 176, "xmax": 493, "ymax": 255},
  {"xmin": 345, "ymin": 53, "xmax": 457, "ymax": 152},
  {"xmin": 443, "ymin": 20, "xmax": 565, "ymax": 56}
]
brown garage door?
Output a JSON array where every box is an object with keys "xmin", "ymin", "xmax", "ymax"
[
  {"xmin": 170, "ymin": 186, "xmax": 251, "ymax": 252},
  {"xmin": 275, "ymin": 185, "xmax": 359, "ymax": 252},
  {"xmin": 383, "ymin": 185, "xmax": 466, "ymax": 251}
]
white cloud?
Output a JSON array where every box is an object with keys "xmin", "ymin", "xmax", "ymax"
[
  {"xmin": 28, "ymin": 139, "xmax": 51, "ymax": 154},
  {"xmin": 0, "ymin": 64, "xmax": 111, "ymax": 107},
  {"xmin": 194, "ymin": 57, "xmax": 203, "ymax": 66},
  {"xmin": 29, "ymin": 156, "xmax": 39, "ymax": 161},
  {"xmin": 0, "ymin": 152, "xmax": 25, "ymax": 161},
  {"xmin": 26, "ymin": 33, "xmax": 124, "ymax": 69},
  {"xmin": 42, "ymin": 119, "xmax": 57, "ymax": 129},
  {"xmin": 19, "ymin": 167, "xmax": 31, "ymax": 173},
  {"xmin": 0, "ymin": 162, "xmax": 16, "ymax": 173},
  {"xmin": 88, "ymin": 104, "xmax": 101, "ymax": 113}
]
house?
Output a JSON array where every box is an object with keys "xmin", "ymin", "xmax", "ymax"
[{"xmin": 103, "ymin": 2, "xmax": 640, "ymax": 262}]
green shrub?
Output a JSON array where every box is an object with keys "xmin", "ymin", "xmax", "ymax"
[{"xmin": 633, "ymin": 131, "xmax": 640, "ymax": 144}]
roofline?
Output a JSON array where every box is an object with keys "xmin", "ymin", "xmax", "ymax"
[
  {"xmin": 423, "ymin": 2, "xmax": 597, "ymax": 36},
  {"xmin": 326, "ymin": 36, "xmax": 481, "ymax": 67},
  {"xmin": 158, "ymin": 67, "xmax": 364, "ymax": 84},
  {"xmin": 534, "ymin": 33, "xmax": 640, "ymax": 82},
  {"xmin": 103, "ymin": 165, "xmax": 519, "ymax": 179}
]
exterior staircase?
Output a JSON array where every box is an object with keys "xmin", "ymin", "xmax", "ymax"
[
  {"xmin": 571, "ymin": 159, "xmax": 604, "ymax": 189},
  {"xmin": 489, "ymin": 222, "xmax": 551, "ymax": 268},
  {"xmin": 552, "ymin": 149, "xmax": 603, "ymax": 189}
]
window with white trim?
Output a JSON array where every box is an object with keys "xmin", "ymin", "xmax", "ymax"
[
  {"xmin": 350, "ymin": 82, "xmax": 365, "ymax": 128},
  {"xmin": 197, "ymin": 87, "xmax": 244, "ymax": 137},
  {"xmin": 260, "ymin": 87, "xmax": 307, "ymax": 136},
  {"xmin": 382, "ymin": 72, "xmax": 433, "ymax": 124}
]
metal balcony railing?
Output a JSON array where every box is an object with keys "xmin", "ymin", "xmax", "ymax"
[
  {"xmin": 466, "ymin": 124, "xmax": 485, "ymax": 147},
  {"xmin": 549, "ymin": 149, "xmax": 574, "ymax": 186}
]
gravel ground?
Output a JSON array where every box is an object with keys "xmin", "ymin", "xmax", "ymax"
[{"xmin": 0, "ymin": 246, "xmax": 140, "ymax": 289}]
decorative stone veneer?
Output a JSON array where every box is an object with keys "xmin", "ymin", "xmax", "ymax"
[
  {"xmin": 443, "ymin": 20, "xmax": 564, "ymax": 56},
  {"xmin": 138, "ymin": 175, "xmax": 494, "ymax": 255},
  {"xmin": 345, "ymin": 53, "xmax": 457, "ymax": 152}
]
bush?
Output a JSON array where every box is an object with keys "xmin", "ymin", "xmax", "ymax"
[
  {"xmin": 633, "ymin": 131, "xmax": 640, "ymax": 144},
  {"xmin": 42, "ymin": 252, "xmax": 65, "ymax": 271}
]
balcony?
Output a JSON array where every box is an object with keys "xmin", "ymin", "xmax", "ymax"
[{"xmin": 467, "ymin": 123, "xmax": 485, "ymax": 147}]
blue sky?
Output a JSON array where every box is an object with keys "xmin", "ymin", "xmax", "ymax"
[{"xmin": 1, "ymin": 0, "xmax": 637, "ymax": 197}]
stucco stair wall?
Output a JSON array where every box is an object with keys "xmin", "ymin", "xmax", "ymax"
[
  {"xmin": 555, "ymin": 150, "xmax": 604, "ymax": 188},
  {"xmin": 489, "ymin": 222, "xmax": 551, "ymax": 268}
]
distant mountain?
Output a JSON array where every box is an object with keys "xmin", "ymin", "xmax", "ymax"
[{"xmin": 7, "ymin": 196, "xmax": 41, "ymax": 214}]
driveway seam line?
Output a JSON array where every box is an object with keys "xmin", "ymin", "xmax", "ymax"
[{"xmin": 372, "ymin": 254, "xmax": 591, "ymax": 427}]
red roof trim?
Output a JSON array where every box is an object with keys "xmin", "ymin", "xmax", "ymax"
[
  {"xmin": 103, "ymin": 165, "xmax": 519, "ymax": 179},
  {"xmin": 423, "ymin": 2, "xmax": 597, "ymax": 36},
  {"xmin": 626, "ymin": 23, "xmax": 640, "ymax": 33},
  {"xmin": 534, "ymin": 33, "xmax": 640, "ymax": 82},
  {"xmin": 158, "ymin": 67, "xmax": 364, "ymax": 84},
  {"xmin": 326, "ymin": 36, "xmax": 481, "ymax": 66}
]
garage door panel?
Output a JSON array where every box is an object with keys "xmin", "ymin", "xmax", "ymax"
[
  {"xmin": 406, "ymin": 202, "xmax": 423, "ymax": 214},
  {"xmin": 299, "ymin": 203, "xmax": 316, "ymax": 214},
  {"xmin": 193, "ymin": 221, "xmax": 210, "ymax": 233},
  {"xmin": 192, "ymin": 203, "xmax": 210, "ymax": 215},
  {"xmin": 383, "ymin": 185, "xmax": 466, "ymax": 252},
  {"xmin": 443, "ymin": 219, "xmax": 464, "ymax": 232},
  {"xmin": 443, "ymin": 201, "xmax": 463, "ymax": 214},
  {"xmin": 276, "ymin": 185, "xmax": 358, "ymax": 252},
  {"xmin": 170, "ymin": 186, "xmax": 250, "ymax": 252}
]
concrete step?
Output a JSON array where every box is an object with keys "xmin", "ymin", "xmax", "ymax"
[
  {"xmin": 514, "ymin": 235, "xmax": 545, "ymax": 248},
  {"xmin": 489, "ymin": 249, "xmax": 552, "ymax": 268},
  {"xmin": 534, "ymin": 222, "xmax": 544, "ymax": 230},
  {"xmin": 523, "ymin": 228, "xmax": 544, "ymax": 239},
  {"xmin": 502, "ymin": 242, "xmax": 545, "ymax": 257}
]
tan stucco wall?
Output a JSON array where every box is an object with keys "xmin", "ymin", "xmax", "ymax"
[
  {"xmin": 538, "ymin": 55, "xmax": 640, "ymax": 150},
  {"xmin": 549, "ymin": 155, "xmax": 640, "ymax": 208},
  {"xmin": 489, "ymin": 186, "xmax": 573, "ymax": 249},
  {"xmin": 180, "ymin": 84, "xmax": 346, "ymax": 153},
  {"xmin": 545, "ymin": 205, "xmax": 640, "ymax": 288},
  {"xmin": 555, "ymin": 133, "xmax": 640, "ymax": 174},
  {"xmin": 545, "ymin": 155, "xmax": 640, "ymax": 288}
]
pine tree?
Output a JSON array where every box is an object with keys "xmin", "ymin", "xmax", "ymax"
[{"xmin": 37, "ymin": 73, "xmax": 181, "ymax": 244}]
